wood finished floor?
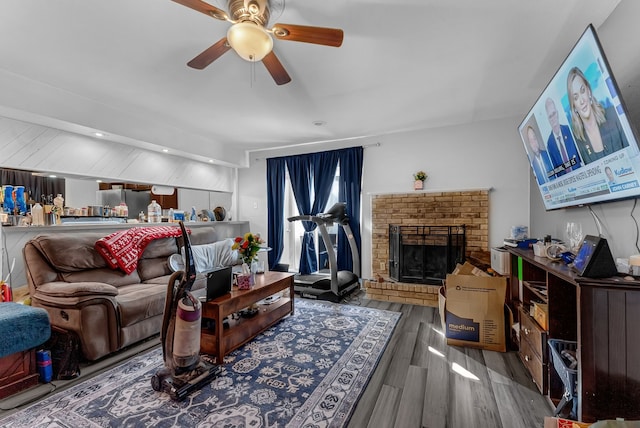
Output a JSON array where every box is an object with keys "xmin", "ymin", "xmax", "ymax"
[
  {"xmin": 1, "ymin": 294, "xmax": 554, "ymax": 427},
  {"xmin": 346, "ymin": 294, "xmax": 553, "ymax": 428}
]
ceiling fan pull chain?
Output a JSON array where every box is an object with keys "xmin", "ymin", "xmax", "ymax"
[{"xmin": 250, "ymin": 60, "xmax": 255, "ymax": 87}]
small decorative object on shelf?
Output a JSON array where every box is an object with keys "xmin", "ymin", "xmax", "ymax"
[{"xmin": 413, "ymin": 170, "xmax": 427, "ymax": 190}]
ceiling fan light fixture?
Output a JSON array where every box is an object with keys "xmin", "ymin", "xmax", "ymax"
[{"xmin": 227, "ymin": 22, "xmax": 273, "ymax": 62}]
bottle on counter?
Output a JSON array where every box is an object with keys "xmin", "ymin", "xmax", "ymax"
[
  {"xmin": 32, "ymin": 203, "xmax": 44, "ymax": 226},
  {"xmin": 168, "ymin": 208, "xmax": 174, "ymax": 223},
  {"xmin": 53, "ymin": 194, "xmax": 64, "ymax": 210},
  {"xmin": 147, "ymin": 200, "xmax": 162, "ymax": 223},
  {"xmin": 53, "ymin": 193, "xmax": 64, "ymax": 224},
  {"xmin": 138, "ymin": 211, "xmax": 146, "ymax": 222},
  {"xmin": 119, "ymin": 202, "xmax": 128, "ymax": 218}
]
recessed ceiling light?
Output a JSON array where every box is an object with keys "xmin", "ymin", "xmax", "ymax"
[
  {"xmin": 94, "ymin": 132, "xmax": 104, "ymax": 137},
  {"xmin": 313, "ymin": 120, "xmax": 326, "ymax": 127},
  {"xmin": 49, "ymin": 175, "xmax": 57, "ymax": 178},
  {"xmin": 96, "ymin": 179, "xmax": 102, "ymax": 183},
  {"xmin": 208, "ymin": 160, "xmax": 214, "ymax": 163},
  {"xmin": 162, "ymin": 149, "xmax": 169, "ymax": 153}
]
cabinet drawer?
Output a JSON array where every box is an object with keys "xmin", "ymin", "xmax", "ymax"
[
  {"xmin": 519, "ymin": 337, "xmax": 548, "ymax": 394},
  {"xmin": 520, "ymin": 307, "xmax": 547, "ymax": 362}
]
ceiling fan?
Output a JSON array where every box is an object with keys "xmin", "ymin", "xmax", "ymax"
[{"xmin": 172, "ymin": 0, "xmax": 344, "ymax": 85}]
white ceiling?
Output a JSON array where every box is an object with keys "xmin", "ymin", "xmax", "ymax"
[{"xmin": 0, "ymin": 0, "xmax": 625, "ymax": 168}]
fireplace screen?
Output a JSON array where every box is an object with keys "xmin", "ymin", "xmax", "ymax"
[{"xmin": 389, "ymin": 225, "xmax": 466, "ymax": 284}]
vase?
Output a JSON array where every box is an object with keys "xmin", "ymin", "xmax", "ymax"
[
  {"xmin": 414, "ymin": 180, "xmax": 424, "ymax": 190},
  {"xmin": 251, "ymin": 260, "xmax": 265, "ymax": 274}
]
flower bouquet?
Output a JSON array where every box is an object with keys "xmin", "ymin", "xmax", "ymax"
[
  {"xmin": 414, "ymin": 170, "xmax": 427, "ymax": 181},
  {"xmin": 413, "ymin": 170, "xmax": 427, "ymax": 190},
  {"xmin": 232, "ymin": 232, "xmax": 265, "ymax": 289},
  {"xmin": 233, "ymin": 232, "xmax": 264, "ymax": 265}
]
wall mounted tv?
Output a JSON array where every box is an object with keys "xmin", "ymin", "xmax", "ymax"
[{"xmin": 518, "ymin": 24, "xmax": 640, "ymax": 211}]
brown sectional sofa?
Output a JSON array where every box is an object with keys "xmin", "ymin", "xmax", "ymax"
[{"xmin": 23, "ymin": 226, "xmax": 218, "ymax": 361}]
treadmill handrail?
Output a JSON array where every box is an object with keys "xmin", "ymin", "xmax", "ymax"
[{"xmin": 287, "ymin": 215, "xmax": 329, "ymax": 224}]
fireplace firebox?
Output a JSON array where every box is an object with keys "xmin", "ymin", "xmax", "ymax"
[{"xmin": 389, "ymin": 225, "xmax": 466, "ymax": 284}]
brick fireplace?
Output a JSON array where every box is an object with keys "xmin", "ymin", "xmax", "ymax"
[{"xmin": 364, "ymin": 189, "xmax": 490, "ymax": 307}]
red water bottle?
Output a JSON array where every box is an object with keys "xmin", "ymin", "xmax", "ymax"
[
  {"xmin": 0, "ymin": 281, "xmax": 11, "ymax": 302},
  {"xmin": 36, "ymin": 350, "xmax": 53, "ymax": 383}
]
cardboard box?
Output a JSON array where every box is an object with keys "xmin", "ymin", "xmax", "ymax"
[
  {"xmin": 439, "ymin": 264, "xmax": 508, "ymax": 352},
  {"xmin": 532, "ymin": 301, "xmax": 548, "ymax": 330},
  {"xmin": 544, "ymin": 417, "xmax": 592, "ymax": 428},
  {"xmin": 544, "ymin": 417, "xmax": 640, "ymax": 428},
  {"xmin": 452, "ymin": 261, "xmax": 491, "ymax": 277}
]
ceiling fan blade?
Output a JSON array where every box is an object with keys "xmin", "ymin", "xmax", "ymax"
[
  {"xmin": 171, "ymin": 0, "xmax": 229, "ymax": 21},
  {"xmin": 271, "ymin": 23, "xmax": 343, "ymax": 47},
  {"xmin": 187, "ymin": 37, "xmax": 231, "ymax": 69},
  {"xmin": 262, "ymin": 51, "xmax": 291, "ymax": 85}
]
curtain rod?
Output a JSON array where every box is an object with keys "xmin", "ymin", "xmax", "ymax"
[{"xmin": 253, "ymin": 142, "xmax": 381, "ymax": 162}]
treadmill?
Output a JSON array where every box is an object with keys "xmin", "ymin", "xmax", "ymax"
[{"xmin": 287, "ymin": 202, "xmax": 360, "ymax": 302}]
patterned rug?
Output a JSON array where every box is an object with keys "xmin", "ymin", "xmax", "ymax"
[{"xmin": 1, "ymin": 299, "xmax": 400, "ymax": 427}]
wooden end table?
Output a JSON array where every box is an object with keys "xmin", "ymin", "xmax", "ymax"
[{"xmin": 200, "ymin": 271, "xmax": 294, "ymax": 363}]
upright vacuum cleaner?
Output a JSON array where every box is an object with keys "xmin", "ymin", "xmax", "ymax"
[{"xmin": 151, "ymin": 221, "xmax": 222, "ymax": 400}]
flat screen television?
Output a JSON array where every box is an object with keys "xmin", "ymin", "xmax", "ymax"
[{"xmin": 518, "ymin": 24, "xmax": 640, "ymax": 211}]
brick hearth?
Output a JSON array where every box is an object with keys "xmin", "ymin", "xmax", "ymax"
[{"xmin": 364, "ymin": 189, "xmax": 490, "ymax": 307}]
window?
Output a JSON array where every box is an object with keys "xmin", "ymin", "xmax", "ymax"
[{"xmin": 281, "ymin": 166, "xmax": 340, "ymax": 272}]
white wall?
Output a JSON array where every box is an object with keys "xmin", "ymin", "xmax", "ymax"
[
  {"xmin": 238, "ymin": 116, "xmax": 531, "ymax": 280},
  {"xmin": 0, "ymin": 116, "xmax": 236, "ymax": 193},
  {"xmin": 528, "ymin": 0, "xmax": 640, "ymax": 261}
]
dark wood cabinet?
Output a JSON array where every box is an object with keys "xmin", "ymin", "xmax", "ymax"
[
  {"xmin": 507, "ymin": 248, "xmax": 640, "ymax": 422},
  {"xmin": 577, "ymin": 279, "xmax": 640, "ymax": 421}
]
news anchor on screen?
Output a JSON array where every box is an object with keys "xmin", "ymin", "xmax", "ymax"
[
  {"xmin": 524, "ymin": 124, "xmax": 554, "ymax": 184},
  {"xmin": 567, "ymin": 66, "xmax": 629, "ymax": 164},
  {"xmin": 545, "ymin": 97, "xmax": 582, "ymax": 175}
]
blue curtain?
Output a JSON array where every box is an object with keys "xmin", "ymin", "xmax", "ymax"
[
  {"xmin": 265, "ymin": 146, "xmax": 362, "ymax": 276},
  {"xmin": 286, "ymin": 152, "xmax": 338, "ymax": 274},
  {"xmin": 337, "ymin": 147, "xmax": 363, "ymax": 273},
  {"xmin": 266, "ymin": 157, "xmax": 286, "ymax": 270}
]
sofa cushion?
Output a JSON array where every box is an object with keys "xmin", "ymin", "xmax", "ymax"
[
  {"xmin": 116, "ymin": 282, "xmax": 168, "ymax": 327},
  {"xmin": 140, "ymin": 237, "xmax": 179, "ymax": 259},
  {"xmin": 136, "ymin": 237, "xmax": 177, "ymax": 281},
  {"xmin": 33, "ymin": 233, "xmax": 108, "ymax": 272},
  {"xmin": 37, "ymin": 281, "xmax": 118, "ymax": 298},
  {"xmin": 61, "ymin": 268, "xmax": 141, "ymax": 287},
  {"xmin": 178, "ymin": 227, "xmax": 218, "ymax": 247},
  {"xmin": 137, "ymin": 258, "xmax": 172, "ymax": 282}
]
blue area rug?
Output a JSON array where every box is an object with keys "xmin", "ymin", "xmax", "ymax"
[{"xmin": 1, "ymin": 299, "xmax": 400, "ymax": 427}]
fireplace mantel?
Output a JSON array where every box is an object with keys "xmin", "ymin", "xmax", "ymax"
[{"xmin": 367, "ymin": 187, "xmax": 492, "ymax": 196}]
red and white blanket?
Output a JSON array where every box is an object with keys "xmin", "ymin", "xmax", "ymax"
[{"xmin": 95, "ymin": 226, "xmax": 188, "ymax": 275}]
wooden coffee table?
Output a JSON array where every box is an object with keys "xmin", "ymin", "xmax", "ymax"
[{"xmin": 200, "ymin": 271, "xmax": 294, "ymax": 363}]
